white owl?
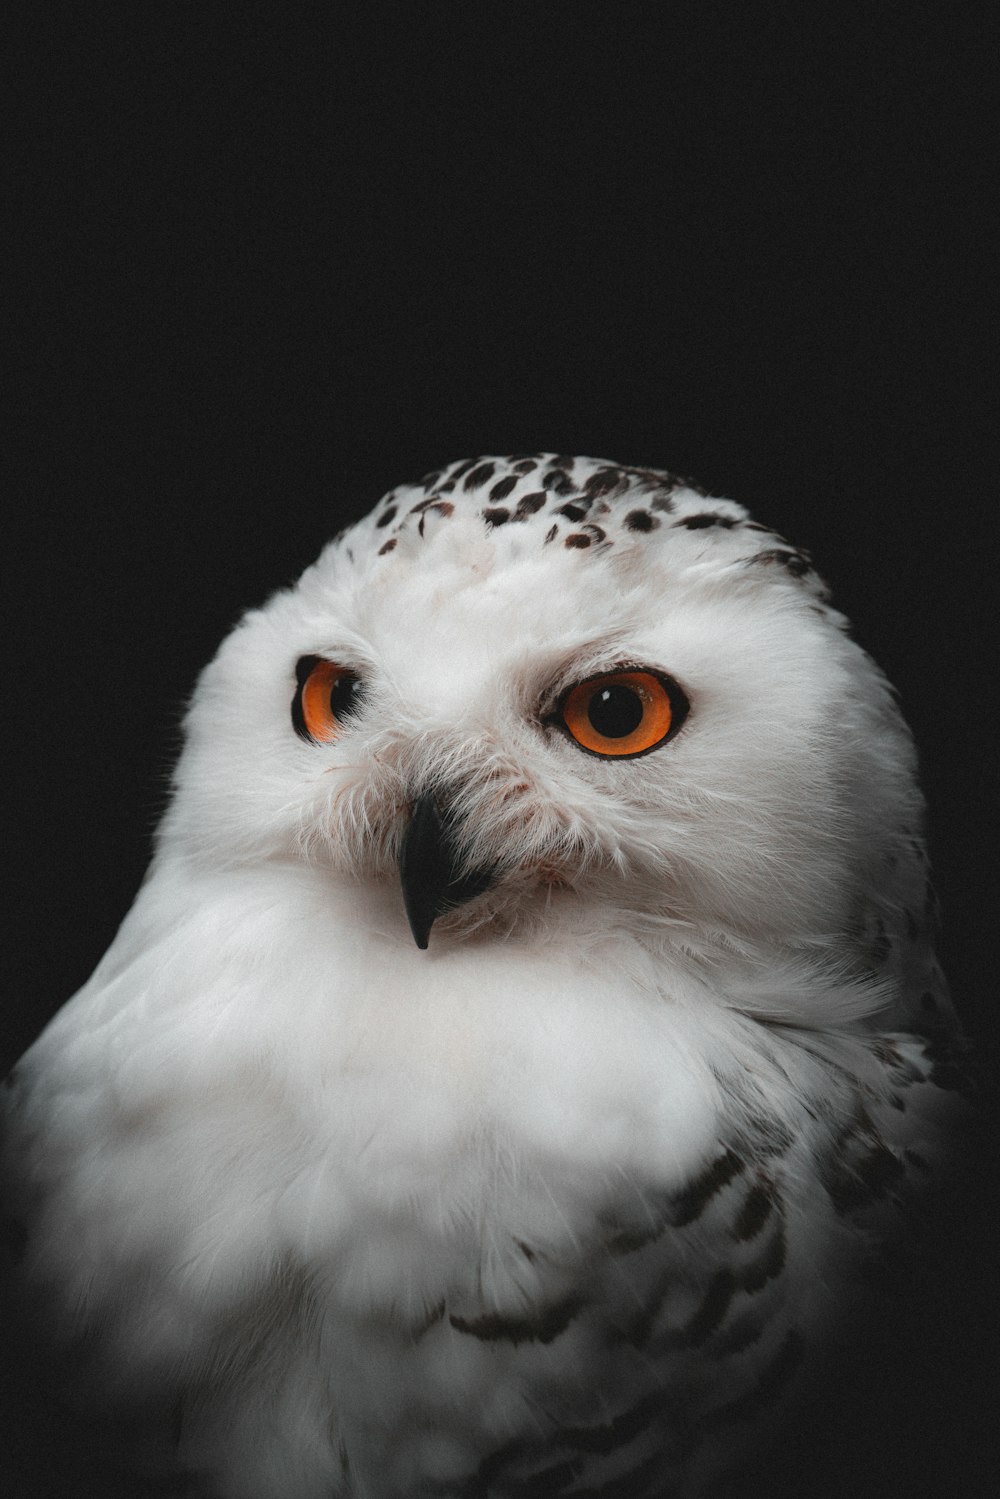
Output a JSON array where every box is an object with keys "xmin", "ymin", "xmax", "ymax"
[{"xmin": 2, "ymin": 455, "xmax": 968, "ymax": 1498}]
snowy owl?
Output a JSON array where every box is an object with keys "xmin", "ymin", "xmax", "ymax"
[{"xmin": 2, "ymin": 455, "xmax": 968, "ymax": 1498}]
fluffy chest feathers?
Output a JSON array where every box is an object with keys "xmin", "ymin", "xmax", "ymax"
[
  {"xmin": 19, "ymin": 868, "xmax": 726, "ymax": 1288},
  {"xmin": 7, "ymin": 864, "xmax": 953, "ymax": 1498}
]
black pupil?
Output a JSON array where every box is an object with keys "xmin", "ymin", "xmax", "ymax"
[
  {"xmin": 330, "ymin": 671, "xmax": 363, "ymax": 720},
  {"xmin": 588, "ymin": 684, "xmax": 645, "ymax": 739}
]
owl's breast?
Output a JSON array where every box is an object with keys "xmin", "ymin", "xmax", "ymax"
[
  {"xmin": 9, "ymin": 864, "xmax": 727, "ymax": 1301},
  {"xmin": 265, "ymin": 881, "xmax": 732, "ymax": 1319},
  {"xmin": 5, "ymin": 867, "xmax": 844, "ymax": 1497}
]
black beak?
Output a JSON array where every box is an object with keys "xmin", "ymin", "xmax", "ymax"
[{"xmin": 399, "ymin": 791, "xmax": 499, "ymax": 949}]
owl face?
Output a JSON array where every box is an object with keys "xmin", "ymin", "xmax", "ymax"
[{"xmin": 164, "ymin": 456, "xmax": 919, "ymax": 958}]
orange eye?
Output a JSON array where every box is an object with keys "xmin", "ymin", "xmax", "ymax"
[
  {"xmin": 293, "ymin": 657, "xmax": 366, "ymax": 743},
  {"xmin": 558, "ymin": 669, "xmax": 687, "ymax": 758}
]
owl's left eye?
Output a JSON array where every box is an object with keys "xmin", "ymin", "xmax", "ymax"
[
  {"xmin": 557, "ymin": 668, "xmax": 688, "ymax": 758},
  {"xmin": 292, "ymin": 656, "xmax": 366, "ymax": 743}
]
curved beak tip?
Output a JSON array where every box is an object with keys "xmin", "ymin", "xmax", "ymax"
[
  {"xmin": 404, "ymin": 902, "xmax": 434, "ymax": 951},
  {"xmin": 398, "ymin": 791, "xmax": 498, "ymax": 951}
]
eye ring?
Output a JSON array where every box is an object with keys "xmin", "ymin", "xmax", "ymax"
[
  {"xmin": 555, "ymin": 668, "xmax": 688, "ymax": 758},
  {"xmin": 292, "ymin": 656, "xmax": 366, "ymax": 743}
]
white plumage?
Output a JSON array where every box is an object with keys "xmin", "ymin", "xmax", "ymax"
[{"xmin": 2, "ymin": 456, "xmax": 966, "ymax": 1497}]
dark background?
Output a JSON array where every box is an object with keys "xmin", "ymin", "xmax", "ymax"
[{"xmin": 4, "ymin": 4, "xmax": 997, "ymax": 1495}]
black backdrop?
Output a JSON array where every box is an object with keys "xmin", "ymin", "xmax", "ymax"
[{"xmin": 4, "ymin": 5, "xmax": 997, "ymax": 1496}]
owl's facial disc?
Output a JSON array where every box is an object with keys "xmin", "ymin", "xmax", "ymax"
[
  {"xmin": 290, "ymin": 650, "xmax": 697, "ymax": 943},
  {"xmin": 399, "ymin": 791, "xmax": 500, "ymax": 949}
]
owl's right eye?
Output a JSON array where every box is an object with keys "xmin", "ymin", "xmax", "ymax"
[
  {"xmin": 556, "ymin": 668, "xmax": 688, "ymax": 758},
  {"xmin": 292, "ymin": 656, "xmax": 366, "ymax": 743}
]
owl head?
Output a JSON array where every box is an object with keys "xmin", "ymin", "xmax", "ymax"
[{"xmin": 159, "ymin": 455, "xmax": 921, "ymax": 983}]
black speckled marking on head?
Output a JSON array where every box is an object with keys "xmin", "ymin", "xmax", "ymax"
[
  {"xmin": 378, "ymin": 538, "xmax": 397, "ymax": 555},
  {"xmin": 563, "ymin": 523, "xmax": 607, "ymax": 549},
  {"xmin": 488, "ymin": 473, "xmax": 519, "ymax": 502},
  {"xmin": 512, "ymin": 491, "xmax": 547, "ymax": 520},
  {"xmin": 624, "ymin": 509, "xmax": 659, "ymax": 532},
  {"xmin": 556, "ymin": 500, "xmax": 590, "ymax": 521},
  {"xmin": 584, "ymin": 466, "xmax": 628, "ymax": 498},
  {"xmin": 463, "ymin": 461, "xmax": 496, "ymax": 491},
  {"xmin": 364, "ymin": 459, "xmax": 839, "ymax": 628},
  {"xmin": 676, "ymin": 512, "xmax": 739, "ymax": 531},
  {"xmin": 632, "ymin": 464, "xmax": 696, "ymax": 494},
  {"xmin": 543, "ymin": 470, "xmax": 577, "ymax": 495}
]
